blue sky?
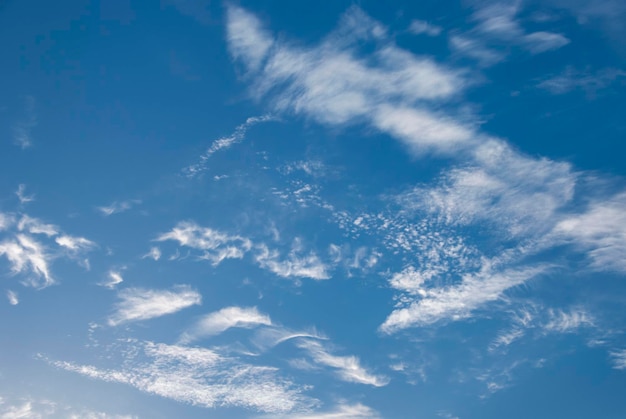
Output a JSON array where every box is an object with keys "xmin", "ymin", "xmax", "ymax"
[{"xmin": 1, "ymin": 0, "xmax": 626, "ymax": 417}]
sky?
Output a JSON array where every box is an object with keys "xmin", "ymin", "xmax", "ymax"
[{"xmin": 1, "ymin": 0, "xmax": 626, "ymax": 418}]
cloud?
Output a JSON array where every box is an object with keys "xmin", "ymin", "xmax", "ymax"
[
  {"xmin": 47, "ymin": 340, "xmax": 316, "ymax": 414},
  {"xmin": 0, "ymin": 234, "xmax": 53, "ymax": 287},
  {"xmin": 184, "ymin": 115, "xmax": 275, "ymax": 178},
  {"xmin": 15, "ymin": 184, "xmax": 34, "ymax": 204},
  {"xmin": 610, "ymin": 349, "xmax": 626, "ymax": 370},
  {"xmin": 537, "ymin": 66, "xmax": 626, "ymax": 95},
  {"xmin": 226, "ymin": 5, "xmax": 471, "ymax": 156},
  {"xmin": 551, "ymin": 192, "xmax": 626, "ymax": 271},
  {"xmin": 6, "ymin": 290, "xmax": 18, "ymax": 305},
  {"xmin": 97, "ymin": 200, "xmax": 141, "ymax": 216},
  {"xmin": 451, "ymin": 3, "xmax": 569, "ymax": 65},
  {"xmin": 403, "ymin": 139, "xmax": 576, "ymax": 237},
  {"xmin": 0, "ymin": 396, "xmax": 136, "ymax": 419},
  {"xmin": 0, "ymin": 213, "xmax": 12, "ymax": 231},
  {"xmin": 142, "ymin": 247, "xmax": 161, "ymax": 261},
  {"xmin": 408, "ymin": 19, "xmax": 443, "ymax": 36},
  {"xmin": 274, "ymin": 402, "xmax": 381, "ymax": 419},
  {"xmin": 255, "ymin": 242, "xmax": 330, "ymax": 281},
  {"xmin": 156, "ymin": 221, "xmax": 252, "ymax": 265},
  {"xmin": 251, "ymin": 326, "xmax": 327, "ymax": 352},
  {"xmin": 522, "ymin": 31, "xmax": 570, "ymax": 53},
  {"xmin": 13, "ymin": 95, "xmax": 36, "ymax": 149},
  {"xmin": 449, "ymin": 35, "xmax": 505, "ymax": 66},
  {"xmin": 100, "ymin": 269, "xmax": 124, "ymax": 289},
  {"xmin": 543, "ymin": 309, "xmax": 594, "ymax": 333},
  {"xmin": 108, "ymin": 285, "xmax": 201, "ymax": 326},
  {"xmin": 55, "ymin": 235, "xmax": 96, "ymax": 252},
  {"xmin": 381, "ymin": 264, "xmax": 548, "ymax": 333},
  {"xmin": 0, "ymin": 210, "xmax": 95, "ymax": 288},
  {"xmin": 297, "ymin": 339, "xmax": 389, "ymax": 387},
  {"xmin": 179, "ymin": 306, "xmax": 272, "ymax": 344},
  {"xmin": 17, "ymin": 215, "xmax": 58, "ymax": 237}
]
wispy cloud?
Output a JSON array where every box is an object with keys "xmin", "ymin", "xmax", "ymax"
[
  {"xmin": 47, "ymin": 340, "xmax": 316, "ymax": 414},
  {"xmin": 13, "ymin": 95, "xmax": 37, "ymax": 149},
  {"xmin": 156, "ymin": 221, "xmax": 252, "ymax": 265},
  {"xmin": 97, "ymin": 200, "xmax": 141, "ymax": 217},
  {"xmin": 273, "ymin": 402, "xmax": 381, "ymax": 419},
  {"xmin": 537, "ymin": 66, "xmax": 626, "ymax": 95},
  {"xmin": 142, "ymin": 246, "xmax": 161, "ymax": 261},
  {"xmin": 179, "ymin": 306, "xmax": 272, "ymax": 344},
  {"xmin": 381, "ymin": 263, "xmax": 548, "ymax": 333},
  {"xmin": 183, "ymin": 115, "xmax": 275, "ymax": 178},
  {"xmin": 17, "ymin": 215, "xmax": 58, "ymax": 236},
  {"xmin": 55, "ymin": 235, "xmax": 96, "ymax": 252},
  {"xmin": 297, "ymin": 339, "xmax": 389, "ymax": 387},
  {"xmin": 0, "ymin": 210, "xmax": 95, "ymax": 288},
  {"xmin": 15, "ymin": 184, "xmax": 34, "ymax": 204},
  {"xmin": 6, "ymin": 290, "xmax": 18, "ymax": 305},
  {"xmin": 0, "ymin": 234, "xmax": 53, "ymax": 287},
  {"xmin": 226, "ymin": 5, "xmax": 471, "ymax": 156},
  {"xmin": 551, "ymin": 192, "xmax": 626, "ymax": 271},
  {"xmin": 408, "ymin": 19, "xmax": 443, "ymax": 36},
  {"xmin": 451, "ymin": 3, "xmax": 569, "ymax": 66},
  {"xmin": 543, "ymin": 309, "xmax": 594, "ymax": 333},
  {"xmin": 108, "ymin": 285, "xmax": 201, "ymax": 326},
  {"xmin": 255, "ymin": 241, "xmax": 330, "ymax": 281},
  {"xmin": 610, "ymin": 349, "xmax": 626, "ymax": 370},
  {"xmin": 0, "ymin": 395, "xmax": 136, "ymax": 419},
  {"xmin": 100, "ymin": 269, "xmax": 124, "ymax": 289}
]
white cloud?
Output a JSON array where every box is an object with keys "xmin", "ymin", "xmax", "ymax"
[
  {"xmin": 17, "ymin": 215, "xmax": 58, "ymax": 237},
  {"xmin": 408, "ymin": 19, "xmax": 442, "ymax": 36},
  {"xmin": 449, "ymin": 35, "xmax": 505, "ymax": 66},
  {"xmin": 15, "ymin": 184, "xmax": 34, "ymax": 204},
  {"xmin": 184, "ymin": 115, "xmax": 275, "ymax": 178},
  {"xmin": 108, "ymin": 285, "xmax": 201, "ymax": 326},
  {"xmin": 101, "ymin": 270, "xmax": 124, "ymax": 289},
  {"xmin": 297, "ymin": 339, "xmax": 389, "ymax": 387},
  {"xmin": 452, "ymin": 3, "xmax": 569, "ymax": 65},
  {"xmin": 142, "ymin": 246, "xmax": 161, "ymax": 261},
  {"xmin": 551, "ymin": 192, "xmax": 626, "ymax": 271},
  {"xmin": 226, "ymin": 5, "xmax": 471, "ymax": 155},
  {"xmin": 97, "ymin": 200, "xmax": 141, "ymax": 216},
  {"xmin": 6, "ymin": 290, "xmax": 18, "ymax": 305},
  {"xmin": 255, "ymin": 242, "xmax": 330, "ymax": 281},
  {"xmin": 0, "ymin": 396, "xmax": 136, "ymax": 419},
  {"xmin": 610, "ymin": 349, "xmax": 626, "ymax": 370},
  {"xmin": 381, "ymin": 264, "xmax": 548, "ymax": 333},
  {"xmin": 13, "ymin": 95, "xmax": 37, "ymax": 149},
  {"xmin": 55, "ymin": 235, "xmax": 96, "ymax": 252},
  {"xmin": 179, "ymin": 306, "xmax": 272, "ymax": 344},
  {"xmin": 47, "ymin": 340, "xmax": 316, "ymax": 414},
  {"xmin": 156, "ymin": 221, "xmax": 252, "ymax": 265},
  {"xmin": 226, "ymin": 6, "xmax": 274, "ymax": 72},
  {"xmin": 0, "ymin": 234, "xmax": 53, "ymax": 287},
  {"xmin": 401, "ymin": 139, "xmax": 576, "ymax": 237},
  {"xmin": 543, "ymin": 309, "xmax": 594, "ymax": 333},
  {"xmin": 0, "ymin": 213, "xmax": 12, "ymax": 231},
  {"xmin": 251, "ymin": 326, "xmax": 326, "ymax": 352},
  {"xmin": 538, "ymin": 66, "xmax": 626, "ymax": 95},
  {"xmin": 522, "ymin": 31, "xmax": 570, "ymax": 53},
  {"xmin": 276, "ymin": 402, "xmax": 381, "ymax": 419}
]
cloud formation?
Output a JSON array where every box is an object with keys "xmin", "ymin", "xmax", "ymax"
[
  {"xmin": 47, "ymin": 340, "xmax": 316, "ymax": 414},
  {"xmin": 179, "ymin": 306, "xmax": 272, "ymax": 344},
  {"xmin": 226, "ymin": 5, "xmax": 472, "ymax": 156},
  {"xmin": 108, "ymin": 285, "xmax": 201, "ymax": 326},
  {"xmin": 297, "ymin": 339, "xmax": 389, "ymax": 387}
]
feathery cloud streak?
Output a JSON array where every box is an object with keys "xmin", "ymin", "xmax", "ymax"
[{"xmin": 108, "ymin": 285, "xmax": 201, "ymax": 326}]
